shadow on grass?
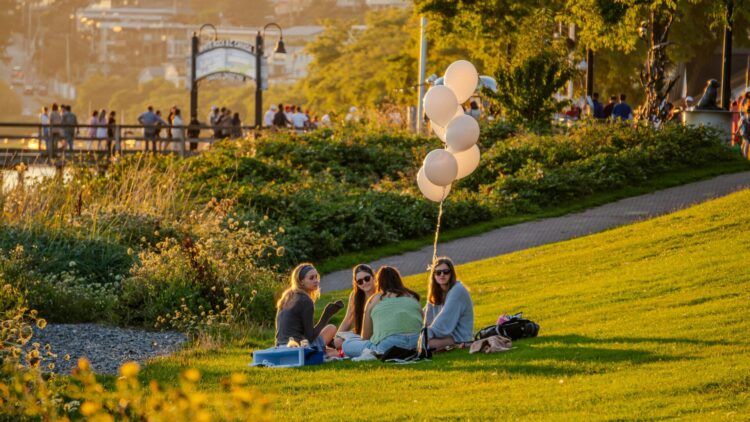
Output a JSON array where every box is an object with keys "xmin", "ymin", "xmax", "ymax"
[
  {"xmin": 143, "ymin": 333, "xmax": 730, "ymax": 385},
  {"xmin": 530, "ymin": 334, "xmax": 736, "ymax": 347}
]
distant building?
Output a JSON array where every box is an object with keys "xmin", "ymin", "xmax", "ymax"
[
  {"xmin": 138, "ymin": 64, "xmax": 181, "ymax": 86},
  {"xmin": 366, "ymin": 0, "xmax": 411, "ymax": 7},
  {"xmin": 336, "ymin": 0, "xmax": 361, "ymax": 6},
  {"xmin": 273, "ymin": 0, "xmax": 313, "ymax": 16},
  {"xmin": 76, "ymin": 1, "xmax": 325, "ymax": 86}
]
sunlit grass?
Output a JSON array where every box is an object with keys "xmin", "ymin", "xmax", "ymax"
[{"xmin": 142, "ymin": 188, "xmax": 750, "ymax": 420}]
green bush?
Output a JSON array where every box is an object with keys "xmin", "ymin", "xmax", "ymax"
[
  {"xmin": 118, "ymin": 199, "xmax": 283, "ymax": 329},
  {"xmin": 178, "ymin": 123, "xmax": 736, "ymax": 262}
]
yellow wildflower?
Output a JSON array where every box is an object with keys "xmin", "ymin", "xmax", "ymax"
[
  {"xmin": 119, "ymin": 361, "xmax": 140, "ymax": 378},
  {"xmin": 80, "ymin": 401, "xmax": 99, "ymax": 416},
  {"xmin": 183, "ymin": 368, "xmax": 201, "ymax": 383}
]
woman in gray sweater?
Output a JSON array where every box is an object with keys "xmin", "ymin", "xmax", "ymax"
[
  {"xmin": 424, "ymin": 257, "xmax": 474, "ymax": 351},
  {"xmin": 275, "ymin": 263, "xmax": 343, "ymax": 350}
]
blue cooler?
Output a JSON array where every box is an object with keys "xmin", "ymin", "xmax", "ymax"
[{"xmin": 250, "ymin": 346, "xmax": 325, "ymax": 368}]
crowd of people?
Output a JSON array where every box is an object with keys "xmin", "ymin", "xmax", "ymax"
[
  {"xmin": 275, "ymin": 256, "xmax": 474, "ymax": 360},
  {"xmin": 561, "ymin": 93, "xmax": 635, "ymax": 122},
  {"xmin": 263, "ymin": 103, "xmax": 361, "ymax": 133},
  {"xmin": 38, "ymin": 100, "xmax": 361, "ymax": 154},
  {"xmin": 38, "ymin": 103, "xmax": 83, "ymax": 153}
]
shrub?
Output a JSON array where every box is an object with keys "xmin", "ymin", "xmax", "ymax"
[
  {"xmin": 119, "ymin": 199, "xmax": 283, "ymax": 328},
  {"xmin": 25, "ymin": 270, "xmax": 119, "ymax": 324}
]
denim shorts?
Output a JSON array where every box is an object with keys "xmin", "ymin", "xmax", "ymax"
[{"xmin": 342, "ymin": 333, "xmax": 419, "ymax": 357}]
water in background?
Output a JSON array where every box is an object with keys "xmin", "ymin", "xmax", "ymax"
[{"xmin": 1, "ymin": 165, "xmax": 70, "ymax": 192}]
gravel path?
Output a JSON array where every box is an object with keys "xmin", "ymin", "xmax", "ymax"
[
  {"xmin": 30, "ymin": 324, "xmax": 186, "ymax": 375},
  {"xmin": 321, "ymin": 171, "xmax": 750, "ymax": 292}
]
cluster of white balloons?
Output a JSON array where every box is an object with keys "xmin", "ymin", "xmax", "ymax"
[{"xmin": 418, "ymin": 60, "xmax": 481, "ymax": 202}]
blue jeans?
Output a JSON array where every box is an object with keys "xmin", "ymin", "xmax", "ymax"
[{"xmin": 342, "ymin": 333, "xmax": 419, "ymax": 357}]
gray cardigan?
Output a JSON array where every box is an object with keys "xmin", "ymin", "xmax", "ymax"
[{"xmin": 424, "ymin": 281, "xmax": 474, "ymax": 343}]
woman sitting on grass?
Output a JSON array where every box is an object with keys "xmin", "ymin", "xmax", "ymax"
[
  {"xmin": 424, "ymin": 257, "xmax": 474, "ymax": 351},
  {"xmin": 333, "ymin": 264, "xmax": 377, "ymax": 349},
  {"xmin": 275, "ymin": 263, "xmax": 343, "ymax": 350},
  {"xmin": 342, "ymin": 266, "xmax": 423, "ymax": 357}
]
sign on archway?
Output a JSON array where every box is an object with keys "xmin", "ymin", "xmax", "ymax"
[{"xmin": 188, "ymin": 40, "xmax": 268, "ymax": 88}]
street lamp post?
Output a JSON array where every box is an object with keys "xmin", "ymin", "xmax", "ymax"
[
  {"xmin": 190, "ymin": 24, "xmax": 217, "ymax": 124},
  {"xmin": 255, "ymin": 23, "xmax": 286, "ymax": 128}
]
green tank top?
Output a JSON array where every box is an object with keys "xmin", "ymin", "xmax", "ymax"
[{"xmin": 370, "ymin": 296, "xmax": 423, "ymax": 344}]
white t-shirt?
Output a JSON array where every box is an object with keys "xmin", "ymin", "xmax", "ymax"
[
  {"xmin": 264, "ymin": 110, "xmax": 275, "ymax": 127},
  {"xmin": 172, "ymin": 115, "xmax": 184, "ymax": 140},
  {"xmin": 291, "ymin": 112, "xmax": 308, "ymax": 128},
  {"xmin": 40, "ymin": 113, "xmax": 49, "ymax": 125}
]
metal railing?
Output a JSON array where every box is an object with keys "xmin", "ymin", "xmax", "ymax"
[{"xmin": 0, "ymin": 122, "xmax": 260, "ymax": 166}]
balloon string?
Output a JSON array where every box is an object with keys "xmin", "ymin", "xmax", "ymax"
[{"xmin": 431, "ymin": 187, "xmax": 446, "ymax": 269}]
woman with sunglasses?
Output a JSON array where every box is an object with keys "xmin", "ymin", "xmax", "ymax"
[
  {"xmin": 425, "ymin": 257, "xmax": 474, "ymax": 351},
  {"xmin": 333, "ymin": 264, "xmax": 377, "ymax": 349},
  {"xmin": 342, "ymin": 266, "xmax": 423, "ymax": 357},
  {"xmin": 275, "ymin": 263, "xmax": 344, "ymax": 350}
]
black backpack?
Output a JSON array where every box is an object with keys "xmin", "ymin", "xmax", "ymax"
[{"xmin": 474, "ymin": 314, "xmax": 540, "ymax": 341}]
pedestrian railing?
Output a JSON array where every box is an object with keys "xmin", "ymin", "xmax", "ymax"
[{"xmin": 0, "ymin": 122, "xmax": 259, "ymax": 166}]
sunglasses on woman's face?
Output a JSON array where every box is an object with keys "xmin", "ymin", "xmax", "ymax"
[
  {"xmin": 434, "ymin": 269, "xmax": 451, "ymax": 276},
  {"xmin": 356, "ymin": 275, "xmax": 372, "ymax": 285}
]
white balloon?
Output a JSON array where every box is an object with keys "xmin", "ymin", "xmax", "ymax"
[
  {"xmin": 424, "ymin": 86, "xmax": 459, "ymax": 127},
  {"xmin": 423, "ymin": 149, "xmax": 458, "ymax": 186},
  {"xmin": 417, "ymin": 166, "xmax": 451, "ymax": 202},
  {"xmin": 446, "ymin": 114, "xmax": 480, "ymax": 152},
  {"xmin": 448, "ymin": 144, "xmax": 480, "ymax": 179},
  {"xmin": 432, "ymin": 122, "xmax": 446, "ymax": 142},
  {"xmin": 444, "ymin": 60, "xmax": 479, "ymax": 103},
  {"xmin": 431, "ymin": 106, "xmax": 464, "ymax": 142}
]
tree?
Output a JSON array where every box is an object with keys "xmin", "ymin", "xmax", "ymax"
[
  {"xmin": 566, "ymin": 0, "xmax": 750, "ymax": 118},
  {"xmin": 415, "ymin": 0, "xmax": 555, "ymax": 73},
  {"xmin": 299, "ymin": 9, "xmax": 422, "ymax": 114},
  {"xmin": 480, "ymin": 10, "xmax": 575, "ymax": 129},
  {"xmin": 298, "ymin": 7, "xmax": 471, "ymax": 115},
  {"xmin": 418, "ymin": 0, "xmax": 750, "ymax": 120},
  {"xmin": 486, "ymin": 51, "xmax": 575, "ymax": 128}
]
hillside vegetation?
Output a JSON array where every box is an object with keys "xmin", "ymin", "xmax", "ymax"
[{"xmin": 140, "ymin": 187, "xmax": 750, "ymax": 420}]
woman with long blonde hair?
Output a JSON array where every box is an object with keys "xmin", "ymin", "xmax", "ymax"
[{"xmin": 275, "ymin": 263, "xmax": 343, "ymax": 350}]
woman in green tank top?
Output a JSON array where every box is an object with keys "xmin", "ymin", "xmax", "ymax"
[{"xmin": 341, "ymin": 266, "xmax": 423, "ymax": 357}]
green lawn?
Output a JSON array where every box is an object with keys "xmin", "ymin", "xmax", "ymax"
[{"xmin": 141, "ymin": 187, "xmax": 750, "ymax": 420}]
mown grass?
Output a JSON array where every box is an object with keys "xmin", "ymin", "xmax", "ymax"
[
  {"xmin": 138, "ymin": 186, "xmax": 750, "ymax": 420},
  {"xmin": 318, "ymin": 160, "xmax": 750, "ymax": 274}
]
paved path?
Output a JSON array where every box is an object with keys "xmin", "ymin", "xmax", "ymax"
[{"xmin": 321, "ymin": 171, "xmax": 750, "ymax": 292}]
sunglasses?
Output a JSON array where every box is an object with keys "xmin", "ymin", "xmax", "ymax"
[
  {"xmin": 356, "ymin": 275, "xmax": 372, "ymax": 285},
  {"xmin": 434, "ymin": 269, "xmax": 451, "ymax": 276}
]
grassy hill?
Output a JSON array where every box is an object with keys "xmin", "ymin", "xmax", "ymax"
[{"xmin": 141, "ymin": 188, "xmax": 750, "ymax": 420}]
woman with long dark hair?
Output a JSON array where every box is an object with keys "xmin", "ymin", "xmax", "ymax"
[
  {"xmin": 275, "ymin": 263, "xmax": 344, "ymax": 350},
  {"xmin": 341, "ymin": 266, "xmax": 422, "ymax": 357},
  {"xmin": 333, "ymin": 264, "xmax": 377, "ymax": 349},
  {"xmin": 425, "ymin": 257, "xmax": 474, "ymax": 351}
]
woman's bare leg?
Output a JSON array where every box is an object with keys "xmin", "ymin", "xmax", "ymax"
[{"xmin": 320, "ymin": 324, "xmax": 337, "ymax": 346}]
